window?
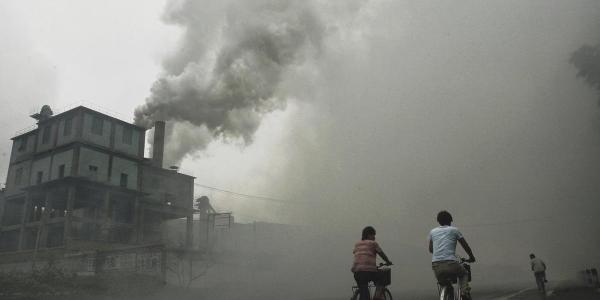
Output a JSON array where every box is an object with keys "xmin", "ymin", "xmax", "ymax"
[
  {"xmin": 15, "ymin": 168, "xmax": 23, "ymax": 185},
  {"xmin": 17, "ymin": 136, "xmax": 28, "ymax": 152},
  {"xmin": 58, "ymin": 165, "xmax": 65, "ymax": 179},
  {"xmin": 86, "ymin": 258, "xmax": 96, "ymax": 272},
  {"xmin": 120, "ymin": 173, "xmax": 128, "ymax": 188},
  {"xmin": 89, "ymin": 165, "xmax": 98, "ymax": 180},
  {"xmin": 122, "ymin": 126, "xmax": 133, "ymax": 145},
  {"xmin": 64, "ymin": 117, "xmax": 73, "ymax": 136},
  {"xmin": 91, "ymin": 116, "xmax": 103, "ymax": 135},
  {"xmin": 36, "ymin": 171, "xmax": 43, "ymax": 184},
  {"xmin": 42, "ymin": 126, "xmax": 51, "ymax": 144}
]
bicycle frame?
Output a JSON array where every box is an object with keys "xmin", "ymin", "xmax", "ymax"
[
  {"xmin": 436, "ymin": 259, "xmax": 471, "ymax": 300},
  {"xmin": 351, "ymin": 283, "xmax": 378, "ymax": 297},
  {"xmin": 351, "ymin": 263, "xmax": 393, "ymax": 300},
  {"xmin": 351, "ymin": 284, "xmax": 392, "ymax": 300}
]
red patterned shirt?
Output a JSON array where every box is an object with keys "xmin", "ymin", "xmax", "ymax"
[{"xmin": 352, "ymin": 240, "xmax": 382, "ymax": 272}]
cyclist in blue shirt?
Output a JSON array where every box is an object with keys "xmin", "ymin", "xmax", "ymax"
[{"xmin": 428, "ymin": 211, "xmax": 476, "ymax": 300}]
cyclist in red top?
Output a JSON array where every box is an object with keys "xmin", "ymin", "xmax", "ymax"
[{"xmin": 351, "ymin": 226, "xmax": 393, "ymax": 300}]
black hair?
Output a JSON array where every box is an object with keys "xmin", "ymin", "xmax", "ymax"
[
  {"xmin": 362, "ymin": 226, "xmax": 376, "ymax": 240},
  {"xmin": 437, "ymin": 210, "xmax": 453, "ymax": 226}
]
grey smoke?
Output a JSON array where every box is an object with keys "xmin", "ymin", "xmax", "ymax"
[
  {"xmin": 570, "ymin": 43, "xmax": 600, "ymax": 97},
  {"xmin": 134, "ymin": 0, "xmax": 324, "ymax": 165}
]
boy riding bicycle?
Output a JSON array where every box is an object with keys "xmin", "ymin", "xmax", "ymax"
[{"xmin": 428, "ymin": 211, "xmax": 476, "ymax": 300}]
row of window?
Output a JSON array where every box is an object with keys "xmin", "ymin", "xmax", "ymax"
[
  {"xmin": 16, "ymin": 117, "xmax": 134, "ymax": 152},
  {"xmin": 14, "ymin": 165, "xmax": 129, "ymax": 188},
  {"xmin": 92, "ymin": 116, "xmax": 133, "ymax": 144},
  {"xmin": 14, "ymin": 165, "xmax": 64, "ymax": 186},
  {"xmin": 86, "ymin": 165, "xmax": 129, "ymax": 188},
  {"xmin": 18, "ymin": 117, "xmax": 75, "ymax": 152},
  {"xmin": 40, "ymin": 117, "xmax": 71, "ymax": 145}
]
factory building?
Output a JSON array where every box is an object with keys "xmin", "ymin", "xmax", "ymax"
[{"xmin": 0, "ymin": 105, "xmax": 195, "ymax": 275}]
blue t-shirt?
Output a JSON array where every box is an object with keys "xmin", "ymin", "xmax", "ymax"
[{"xmin": 429, "ymin": 226, "xmax": 463, "ymax": 262}]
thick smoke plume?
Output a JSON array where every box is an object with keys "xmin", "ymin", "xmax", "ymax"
[
  {"xmin": 571, "ymin": 43, "xmax": 600, "ymax": 97},
  {"xmin": 135, "ymin": 0, "xmax": 323, "ymax": 165}
]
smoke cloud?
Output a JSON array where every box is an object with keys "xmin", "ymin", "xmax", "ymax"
[
  {"xmin": 129, "ymin": 1, "xmax": 600, "ymax": 295},
  {"xmin": 571, "ymin": 43, "xmax": 600, "ymax": 98},
  {"xmin": 134, "ymin": 0, "xmax": 324, "ymax": 165}
]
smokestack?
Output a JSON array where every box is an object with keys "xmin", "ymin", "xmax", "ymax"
[
  {"xmin": 132, "ymin": 0, "xmax": 324, "ymax": 164},
  {"xmin": 153, "ymin": 121, "xmax": 165, "ymax": 168}
]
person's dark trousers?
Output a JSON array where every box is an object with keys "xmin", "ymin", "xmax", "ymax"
[
  {"xmin": 534, "ymin": 271, "xmax": 546, "ymax": 291},
  {"xmin": 354, "ymin": 271, "xmax": 378, "ymax": 300}
]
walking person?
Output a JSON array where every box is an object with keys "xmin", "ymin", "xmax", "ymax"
[{"xmin": 529, "ymin": 253, "xmax": 547, "ymax": 292}]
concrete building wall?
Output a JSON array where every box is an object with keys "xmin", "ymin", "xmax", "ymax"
[
  {"xmin": 81, "ymin": 113, "xmax": 111, "ymax": 148},
  {"xmin": 140, "ymin": 166, "xmax": 193, "ymax": 208},
  {"xmin": 36, "ymin": 122, "xmax": 58, "ymax": 153},
  {"xmin": 56, "ymin": 114, "xmax": 78, "ymax": 146},
  {"xmin": 9, "ymin": 132, "xmax": 37, "ymax": 164},
  {"xmin": 5, "ymin": 160, "xmax": 31, "ymax": 195},
  {"xmin": 79, "ymin": 147, "xmax": 110, "ymax": 183},
  {"xmin": 110, "ymin": 157, "xmax": 138, "ymax": 190},
  {"xmin": 113, "ymin": 124, "xmax": 141, "ymax": 157},
  {"xmin": 50, "ymin": 149, "xmax": 74, "ymax": 180},
  {"xmin": 0, "ymin": 246, "xmax": 164, "ymax": 277},
  {"xmin": 30, "ymin": 156, "xmax": 51, "ymax": 185}
]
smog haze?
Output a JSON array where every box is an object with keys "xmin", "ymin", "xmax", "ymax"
[{"xmin": 1, "ymin": 0, "xmax": 600, "ymax": 299}]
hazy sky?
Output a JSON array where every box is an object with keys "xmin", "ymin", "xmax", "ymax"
[{"xmin": 2, "ymin": 0, "xmax": 600, "ymax": 276}]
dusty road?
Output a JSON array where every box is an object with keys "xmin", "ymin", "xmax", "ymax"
[
  {"xmin": 505, "ymin": 286, "xmax": 600, "ymax": 300},
  {"xmin": 306, "ymin": 288, "xmax": 528, "ymax": 300},
  {"xmin": 23, "ymin": 282, "xmax": 598, "ymax": 300},
  {"xmin": 385, "ymin": 286, "xmax": 600, "ymax": 300},
  {"xmin": 312, "ymin": 285, "xmax": 600, "ymax": 300}
]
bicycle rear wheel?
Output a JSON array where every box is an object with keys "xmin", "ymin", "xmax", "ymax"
[{"xmin": 440, "ymin": 286, "xmax": 455, "ymax": 300}]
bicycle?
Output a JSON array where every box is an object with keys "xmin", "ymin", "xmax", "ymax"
[
  {"xmin": 436, "ymin": 258, "xmax": 472, "ymax": 300},
  {"xmin": 351, "ymin": 263, "xmax": 393, "ymax": 300}
]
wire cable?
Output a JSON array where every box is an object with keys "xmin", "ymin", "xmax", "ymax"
[{"xmin": 194, "ymin": 183, "xmax": 299, "ymax": 204}]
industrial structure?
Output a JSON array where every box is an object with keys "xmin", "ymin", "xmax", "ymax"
[{"xmin": 0, "ymin": 105, "xmax": 195, "ymax": 276}]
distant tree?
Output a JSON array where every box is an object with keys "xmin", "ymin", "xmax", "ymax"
[{"xmin": 571, "ymin": 43, "xmax": 600, "ymax": 101}]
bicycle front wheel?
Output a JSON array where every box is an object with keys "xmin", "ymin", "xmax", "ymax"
[{"xmin": 383, "ymin": 288, "xmax": 393, "ymax": 300}]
